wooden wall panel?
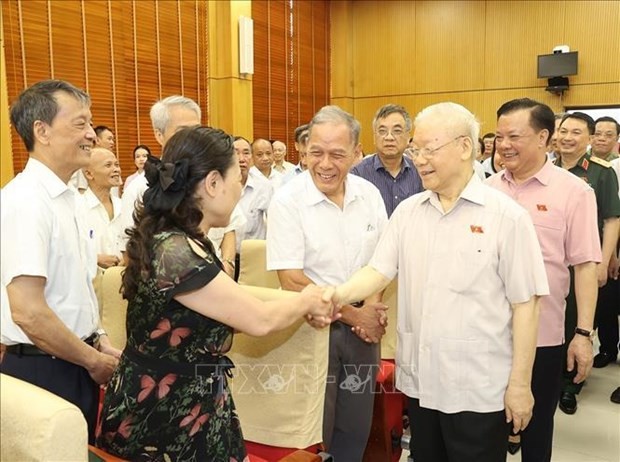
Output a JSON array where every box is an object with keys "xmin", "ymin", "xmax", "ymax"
[
  {"xmin": 484, "ymin": 1, "xmax": 565, "ymax": 89},
  {"xmin": 352, "ymin": 1, "xmax": 416, "ymax": 98},
  {"xmin": 330, "ymin": 1, "xmax": 353, "ymax": 100},
  {"xmin": 2, "ymin": 0, "xmax": 208, "ymax": 177},
  {"xmin": 562, "ymin": 83, "xmax": 620, "ymax": 109},
  {"xmin": 311, "ymin": 1, "xmax": 331, "ymax": 120},
  {"xmin": 564, "ymin": 1, "xmax": 620, "ymax": 85},
  {"xmin": 414, "ymin": 1, "xmax": 485, "ymax": 94},
  {"xmin": 332, "ymin": 0, "xmax": 620, "ymax": 152}
]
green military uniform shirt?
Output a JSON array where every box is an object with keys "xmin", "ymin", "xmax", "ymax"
[{"xmin": 555, "ymin": 152, "xmax": 620, "ymax": 238}]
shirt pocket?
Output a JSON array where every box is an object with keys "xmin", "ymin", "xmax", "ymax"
[
  {"xmin": 531, "ymin": 212, "xmax": 564, "ymax": 260},
  {"xmin": 438, "ymin": 337, "xmax": 490, "ymax": 390},
  {"xmin": 439, "ymin": 248, "xmax": 494, "ymax": 294},
  {"xmin": 359, "ymin": 226, "xmax": 380, "ymax": 266}
]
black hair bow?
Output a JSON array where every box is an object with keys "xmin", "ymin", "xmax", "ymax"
[{"xmin": 143, "ymin": 156, "xmax": 190, "ymax": 213}]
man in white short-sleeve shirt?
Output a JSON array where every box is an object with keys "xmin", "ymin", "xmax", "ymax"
[
  {"xmin": 267, "ymin": 106, "xmax": 388, "ymax": 461},
  {"xmin": 333, "ymin": 102, "xmax": 549, "ymax": 462},
  {"xmin": 1, "ymin": 80, "xmax": 119, "ymax": 442},
  {"xmin": 233, "ymin": 137, "xmax": 273, "ymax": 269},
  {"xmin": 80, "ymin": 147, "xmax": 124, "ymax": 268},
  {"xmin": 250, "ymin": 138, "xmax": 283, "ymax": 189}
]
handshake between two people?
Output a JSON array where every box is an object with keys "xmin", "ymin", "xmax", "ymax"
[{"xmin": 299, "ymin": 284, "xmax": 388, "ymax": 344}]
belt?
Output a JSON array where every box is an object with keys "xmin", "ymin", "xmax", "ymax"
[
  {"xmin": 124, "ymin": 345, "xmax": 234, "ymax": 379},
  {"xmin": 5, "ymin": 332, "xmax": 100, "ymax": 357}
]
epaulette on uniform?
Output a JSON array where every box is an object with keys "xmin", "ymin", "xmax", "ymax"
[{"xmin": 590, "ymin": 156, "xmax": 612, "ymax": 169}]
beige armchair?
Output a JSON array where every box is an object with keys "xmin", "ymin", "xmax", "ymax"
[
  {"xmin": 239, "ymin": 239, "xmax": 281, "ymax": 288},
  {"xmin": 381, "ymin": 278, "xmax": 398, "ymax": 360},
  {"xmin": 99, "ymin": 266, "xmax": 129, "ymax": 350},
  {"xmin": 0, "ymin": 373, "xmax": 88, "ymax": 461},
  {"xmin": 228, "ymin": 304, "xmax": 329, "ymax": 450}
]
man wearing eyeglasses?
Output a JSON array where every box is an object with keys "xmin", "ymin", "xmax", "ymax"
[
  {"xmin": 486, "ymin": 99, "xmax": 601, "ymax": 461},
  {"xmin": 592, "ymin": 117, "xmax": 620, "ymax": 162},
  {"xmin": 350, "ymin": 104, "xmax": 423, "ymax": 217},
  {"xmin": 330, "ymin": 102, "xmax": 549, "ymax": 462}
]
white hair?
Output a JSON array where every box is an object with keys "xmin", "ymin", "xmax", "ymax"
[
  {"xmin": 150, "ymin": 95, "xmax": 201, "ymax": 134},
  {"xmin": 414, "ymin": 102, "xmax": 480, "ymax": 161},
  {"xmin": 309, "ymin": 105, "xmax": 361, "ymax": 146}
]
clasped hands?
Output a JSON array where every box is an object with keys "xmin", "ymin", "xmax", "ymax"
[
  {"xmin": 301, "ymin": 285, "xmax": 388, "ymax": 343},
  {"xmin": 300, "ymin": 285, "xmax": 339, "ymax": 328}
]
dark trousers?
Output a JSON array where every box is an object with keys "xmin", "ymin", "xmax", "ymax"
[
  {"xmin": 323, "ymin": 322, "xmax": 379, "ymax": 462},
  {"xmin": 562, "ymin": 267, "xmax": 584, "ymax": 395},
  {"xmin": 1, "ymin": 353, "xmax": 99, "ymax": 443},
  {"xmin": 521, "ymin": 345, "xmax": 564, "ymax": 462},
  {"xmin": 407, "ymin": 398, "xmax": 509, "ymax": 462},
  {"xmin": 595, "ymin": 277, "xmax": 620, "ymax": 357}
]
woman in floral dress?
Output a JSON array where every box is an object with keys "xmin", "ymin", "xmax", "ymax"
[{"xmin": 96, "ymin": 126, "xmax": 336, "ymax": 461}]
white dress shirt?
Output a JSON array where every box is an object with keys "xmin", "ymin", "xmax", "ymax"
[
  {"xmin": 207, "ymin": 205, "xmax": 247, "ymax": 259},
  {"xmin": 118, "ymin": 172, "xmax": 147, "ymax": 250},
  {"xmin": 267, "ymin": 171, "xmax": 388, "ymax": 286},
  {"xmin": 273, "ymin": 160, "xmax": 296, "ymax": 174},
  {"xmin": 370, "ymin": 174, "xmax": 549, "ymax": 413},
  {"xmin": 235, "ymin": 173, "xmax": 274, "ymax": 252},
  {"xmin": 281, "ymin": 164, "xmax": 304, "ymax": 185},
  {"xmin": 481, "ymin": 157, "xmax": 494, "ymax": 176},
  {"xmin": 79, "ymin": 188, "xmax": 124, "ymax": 259},
  {"xmin": 250, "ymin": 165, "xmax": 283, "ymax": 190},
  {"xmin": 1, "ymin": 159, "xmax": 99, "ymax": 344},
  {"xmin": 473, "ymin": 160, "xmax": 486, "ymax": 180}
]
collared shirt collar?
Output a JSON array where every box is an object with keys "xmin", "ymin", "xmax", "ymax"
[
  {"xmin": 420, "ymin": 173, "xmax": 485, "ymax": 211},
  {"xmin": 303, "ymin": 171, "xmax": 364, "ymax": 207},
  {"xmin": 82, "ymin": 187, "xmax": 122, "ymax": 220},
  {"xmin": 83, "ymin": 188, "xmax": 101, "ymax": 209},
  {"xmin": 24, "ymin": 158, "xmax": 71, "ymax": 199},
  {"xmin": 372, "ymin": 153, "xmax": 412, "ymax": 174},
  {"xmin": 555, "ymin": 152, "xmax": 589, "ymax": 171},
  {"xmin": 245, "ymin": 173, "xmax": 256, "ymax": 189},
  {"xmin": 501, "ymin": 157, "xmax": 554, "ymax": 187}
]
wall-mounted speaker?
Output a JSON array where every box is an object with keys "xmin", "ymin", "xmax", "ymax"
[{"xmin": 239, "ymin": 16, "xmax": 254, "ymax": 76}]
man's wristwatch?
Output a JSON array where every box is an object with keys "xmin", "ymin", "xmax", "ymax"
[{"xmin": 574, "ymin": 327, "xmax": 594, "ymax": 341}]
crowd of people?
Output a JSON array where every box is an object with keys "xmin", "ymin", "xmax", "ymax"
[{"xmin": 1, "ymin": 79, "xmax": 618, "ymax": 462}]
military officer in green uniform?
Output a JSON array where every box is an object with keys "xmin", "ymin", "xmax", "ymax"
[
  {"xmin": 555, "ymin": 112, "xmax": 620, "ymax": 415},
  {"xmin": 592, "ymin": 116, "xmax": 620, "ymax": 162}
]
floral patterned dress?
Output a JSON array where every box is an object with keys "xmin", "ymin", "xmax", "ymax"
[{"xmin": 96, "ymin": 231, "xmax": 248, "ymax": 462}]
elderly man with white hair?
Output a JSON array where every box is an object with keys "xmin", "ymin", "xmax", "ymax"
[
  {"xmin": 119, "ymin": 95, "xmax": 203, "ymax": 251},
  {"xmin": 331, "ymin": 102, "xmax": 549, "ymax": 462},
  {"xmin": 272, "ymin": 139, "xmax": 295, "ymax": 174},
  {"xmin": 118, "ymin": 96, "xmax": 244, "ymax": 276}
]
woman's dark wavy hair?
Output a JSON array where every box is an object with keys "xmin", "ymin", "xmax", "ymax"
[{"xmin": 122, "ymin": 126, "xmax": 235, "ymax": 300}]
